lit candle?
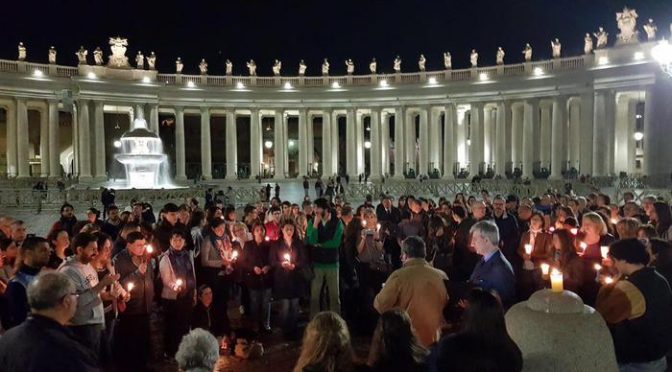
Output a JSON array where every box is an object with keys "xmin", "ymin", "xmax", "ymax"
[
  {"xmin": 232, "ymin": 250, "xmax": 239, "ymax": 260},
  {"xmin": 126, "ymin": 282, "xmax": 135, "ymax": 292},
  {"xmin": 361, "ymin": 220, "xmax": 367, "ymax": 227},
  {"xmin": 594, "ymin": 263, "xmax": 602, "ymax": 282},
  {"xmin": 570, "ymin": 228, "xmax": 578, "ymax": 235},
  {"xmin": 376, "ymin": 223, "xmax": 381, "ymax": 231},
  {"xmin": 604, "ymin": 276, "xmax": 614, "ymax": 285},
  {"xmin": 264, "ymin": 236, "xmax": 270, "ymax": 242},
  {"xmin": 579, "ymin": 242, "xmax": 588, "ymax": 256},
  {"xmin": 549, "ymin": 227, "xmax": 556, "ymax": 233},
  {"xmin": 600, "ymin": 246, "xmax": 609, "ymax": 260},
  {"xmin": 524, "ymin": 244, "xmax": 533, "ymax": 256},
  {"xmin": 283, "ymin": 253, "xmax": 291, "ymax": 263},
  {"xmin": 540, "ymin": 263, "xmax": 550, "ymax": 276},
  {"xmin": 550, "ymin": 268, "xmax": 563, "ymax": 293},
  {"xmin": 175, "ymin": 278, "xmax": 183, "ymax": 289},
  {"xmin": 145, "ymin": 245, "xmax": 154, "ymax": 254},
  {"xmin": 610, "ymin": 218, "xmax": 618, "ymax": 225}
]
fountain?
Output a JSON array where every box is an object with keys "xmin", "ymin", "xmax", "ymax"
[{"xmin": 114, "ymin": 117, "xmax": 170, "ymax": 188}]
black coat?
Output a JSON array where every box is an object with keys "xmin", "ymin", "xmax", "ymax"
[
  {"xmin": 239, "ymin": 240, "xmax": 273, "ymax": 290},
  {"xmin": 269, "ymin": 239, "xmax": 308, "ymax": 299},
  {"xmin": 0, "ymin": 315, "xmax": 99, "ymax": 372}
]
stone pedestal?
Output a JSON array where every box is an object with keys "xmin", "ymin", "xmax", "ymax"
[{"xmin": 505, "ymin": 289, "xmax": 618, "ymax": 372}]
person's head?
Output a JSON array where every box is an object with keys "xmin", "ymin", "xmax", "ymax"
[
  {"xmin": 471, "ymin": 201, "xmax": 486, "ymax": 220},
  {"xmin": 71, "ymin": 232, "xmax": 98, "ymax": 265},
  {"xmin": 581, "ymin": 212, "xmax": 607, "ymax": 237},
  {"xmin": 85, "ymin": 208, "xmax": 99, "ymax": 223},
  {"xmin": 382, "ymin": 196, "xmax": 392, "ymax": 210},
  {"xmin": 492, "ymin": 196, "xmax": 506, "ymax": 217},
  {"xmin": 107, "ymin": 205, "xmax": 119, "ymax": 220},
  {"xmin": 125, "ymin": 231, "xmax": 146, "ymax": 257},
  {"xmin": 60, "ymin": 203, "xmax": 74, "ymax": 219},
  {"xmin": 401, "ymin": 236, "xmax": 427, "ymax": 262},
  {"xmin": 616, "ymin": 217, "xmax": 641, "ymax": 240},
  {"xmin": 0, "ymin": 216, "xmax": 14, "ymax": 237},
  {"xmin": 651, "ymin": 202, "xmax": 672, "ymax": 229},
  {"xmin": 50, "ymin": 229, "xmax": 70, "ymax": 251},
  {"xmin": 27, "ymin": 272, "xmax": 77, "ymax": 325},
  {"xmin": 119, "ymin": 222, "xmax": 141, "ymax": 241},
  {"xmin": 623, "ymin": 201, "xmax": 640, "ymax": 218},
  {"xmin": 281, "ymin": 220, "xmax": 296, "ymax": 240},
  {"xmin": 552, "ymin": 229, "xmax": 575, "ymax": 258},
  {"xmin": 302, "ymin": 200, "xmax": 313, "ymax": 216},
  {"xmin": 409, "ymin": 199, "xmax": 422, "ymax": 214},
  {"xmin": 452, "ymin": 205, "xmax": 467, "ymax": 222},
  {"xmin": 371, "ymin": 309, "xmax": 427, "ymax": 369},
  {"xmin": 170, "ymin": 228, "xmax": 188, "ymax": 251},
  {"xmin": 505, "ymin": 194, "xmax": 519, "ymax": 212},
  {"xmin": 244, "ymin": 204, "xmax": 258, "ymax": 221},
  {"xmin": 19, "ymin": 236, "xmax": 50, "ymax": 269},
  {"xmin": 0, "ymin": 238, "xmax": 18, "ymax": 260},
  {"xmin": 269, "ymin": 206, "xmax": 282, "ymax": 223},
  {"xmin": 529, "ymin": 212, "xmax": 545, "ymax": 231},
  {"xmin": 470, "ymin": 221, "xmax": 500, "ymax": 256},
  {"xmin": 642, "ymin": 195, "xmax": 657, "ymax": 216},
  {"xmin": 175, "ymin": 328, "xmax": 220, "ymax": 372},
  {"xmin": 224, "ymin": 206, "xmax": 237, "ymax": 222},
  {"xmin": 518, "ymin": 204, "xmax": 533, "ymax": 221},
  {"xmin": 210, "ymin": 218, "xmax": 226, "ymax": 238},
  {"xmin": 232, "ymin": 222, "xmax": 248, "ymax": 241},
  {"xmin": 313, "ymin": 198, "xmax": 331, "ymax": 219},
  {"xmin": 93, "ymin": 232, "xmax": 112, "ymax": 264},
  {"xmin": 178, "ymin": 204, "xmax": 191, "ymax": 224},
  {"xmin": 293, "ymin": 311, "xmax": 353, "ymax": 372},
  {"xmin": 340, "ymin": 205, "xmax": 353, "ymax": 224},
  {"xmin": 251, "ymin": 223, "xmax": 266, "ymax": 242},
  {"xmin": 197, "ymin": 285, "xmax": 213, "ymax": 308},
  {"xmin": 638, "ymin": 224, "xmax": 658, "ymax": 242},
  {"xmin": 608, "ymin": 238, "xmax": 650, "ymax": 275},
  {"xmin": 10, "ymin": 220, "xmax": 27, "ymax": 243},
  {"xmin": 162, "ymin": 203, "xmax": 180, "ymax": 226},
  {"xmin": 461, "ymin": 288, "xmax": 510, "ymax": 341},
  {"xmin": 362, "ymin": 209, "xmax": 378, "ymax": 230},
  {"xmin": 281, "ymin": 201, "xmax": 292, "ymax": 216}
]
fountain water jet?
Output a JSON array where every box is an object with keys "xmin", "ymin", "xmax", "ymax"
[{"xmin": 114, "ymin": 117, "xmax": 170, "ymax": 188}]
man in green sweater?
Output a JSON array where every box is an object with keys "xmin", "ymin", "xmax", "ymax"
[{"xmin": 305, "ymin": 198, "xmax": 344, "ymax": 318}]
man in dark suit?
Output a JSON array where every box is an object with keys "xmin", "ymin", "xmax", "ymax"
[
  {"xmin": 376, "ymin": 195, "xmax": 401, "ymax": 224},
  {"xmin": 468, "ymin": 220, "xmax": 516, "ymax": 308}
]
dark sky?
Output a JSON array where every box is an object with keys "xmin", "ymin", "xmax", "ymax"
[{"xmin": 2, "ymin": 0, "xmax": 671, "ymax": 75}]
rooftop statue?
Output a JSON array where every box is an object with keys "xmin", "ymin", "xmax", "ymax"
[
  {"xmin": 147, "ymin": 52, "xmax": 156, "ymax": 70},
  {"xmin": 225, "ymin": 59, "xmax": 233, "ymax": 75},
  {"xmin": 345, "ymin": 58, "xmax": 355, "ymax": 75},
  {"xmin": 551, "ymin": 38, "xmax": 561, "ymax": 58},
  {"xmin": 175, "ymin": 57, "xmax": 184, "ymax": 74},
  {"xmin": 594, "ymin": 27, "xmax": 608, "ymax": 49},
  {"xmin": 107, "ymin": 36, "xmax": 130, "ymax": 68},
  {"xmin": 48, "ymin": 46, "xmax": 56, "ymax": 64},
  {"xmin": 443, "ymin": 52, "xmax": 452, "ymax": 69},
  {"xmin": 322, "ymin": 58, "xmax": 329, "ymax": 76},
  {"xmin": 369, "ymin": 58, "xmax": 377, "ymax": 74},
  {"xmin": 470, "ymin": 49, "xmax": 478, "ymax": 67},
  {"xmin": 643, "ymin": 18, "xmax": 657, "ymax": 41},
  {"xmin": 76, "ymin": 46, "xmax": 88, "ymax": 65},
  {"xmin": 93, "ymin": 47, "xmax": 104, "ymax": 66},
  {"xmin": 616, "ymin": 7, "xmax": 639, "ymax": 44},
  {"xmin": 199, "ymin": 59, "xmax": 208, "ymax": 75},
  {"xmin": 247, "ymin": 59, "xmax": 257, "ymax": 76},
  {"xmin": 584, "ymin": 33, "xmax": 593, "ymax": 54},
  {"xmin": 522, "ymin": 43, "xmax": 532, "ymax": 62},
  {"xmin": 496, "ymin": 47, "xmax": 505, "ymax": 65},
  {"xmin": 298, "ymin": 60, "xmax": 307, "ymax": 76},
  {"xmin": 272, "ymin": 59, "xmax": 282, "ymax": 76},
  {"xmin": 418, "ymin": 54, "xmax": 426, "ymax": 71},
  {"xmin": 136, "ymin": 51, "xmax": 144, "ymax": 69},
  {"xmin": 18, "ymin": 42, "xmax": 26, "ymax": 61},
  {"xmin": 393, "ymin": 55, "xmax": 401, "ymax": 73}
]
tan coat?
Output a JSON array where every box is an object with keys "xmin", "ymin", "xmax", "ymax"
[{"xmin": 374, "ymin": 258, "xmax": 449, "ymax": 347}]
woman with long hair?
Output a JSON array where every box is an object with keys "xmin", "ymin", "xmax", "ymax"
[
  {"xmin": 239, "ymin": 223, "xmax": 272, "ymax": 333},
  {"xmin": 47, "ymin": 229, "xmax": 70, "ymax": 269},
  {"xmin": 650, "ymin": 201, "xmax": 672, "ymax": 241},
  {"xmin": 433, "ymin": 288, "xmax": 522, "ymax": 372},
  {"xmin": 293, "ymin": 311, "xmax": 366, "ymax": 372},
  {"xmin": 553, "ymin": 229, "xmax": 585, "ymax": 295},
  {"xmin": 368, "ymin": 309, "xmax": 428, "ymax": 372}
]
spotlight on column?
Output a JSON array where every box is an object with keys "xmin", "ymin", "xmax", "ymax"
[
  {"xmin": 467, "ymin": 139, "xmax": 472, "ymax": 146},
  {"xmin": 87, "ymin": 72, "xmax": 97, "ymax": 79},
  {"xmin": 364, "ymin": 141, "xmax": 372, "ymax": 149},
  {"xmin": 288, "ymin": 140, "xmax": 295, "ymax": 147},
  {"xmin": 33, "ymin": 69, "xmax": 43, "ymax": 77},
  {"xmin": 636, "ymin": 114, "xmax": 642, "ymax": 119},
  {"xmin": 533, "ymin": 67, "xmax": 544, "ymax": 76},
  {"xmin": 283, "ymin": 81, "xmax": 293, "ymax": 89},
  {"xmin": 331, "ymin": 81, "xmax": 341, "ymax": 89},
  {"xmin": 142, "ymin": 76, "xmax": 151, "ymax": 83},
  {"xmin": 264, "ymin": 140, "xmax": 273, "ymax": 149},
  {"xmin": 186, "ymin": 81, "xmax": 196, "ymax": 88},
  {"xmin": 236, "ymin": 81, "xmax": 245, "ymax": 89},
  {"xmin": 652, "ymin": 40, "xmax": 672, "ymax": 77},
  {"xmin": 633, "ymin": 131, "xmax": 644, "ymax": 141},
  {"xmin": 113, "ymin": 140, "xmax": 122, "ymax": 148},
  {"xmin": 427, "ymin": 77, "xmax": 438, "ymax": 85},
  {"xmin": 479, "ymin": 72, "xmax": 489, "ymax": 81}
]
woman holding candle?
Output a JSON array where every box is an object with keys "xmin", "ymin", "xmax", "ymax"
[
  {"xmin": 517, "ymin": 213, "xmax": 553, "ymax": 297},
  {"xmin": 270, "ymin": 220, "xmax": 308, "ymax": 338},
  {"xmin": 159, "ymin": 228, "xmax": 197, "ymax": 357},
  {"xmin": 200, "ymin": 217, "xmax": 234, "ymax": 323},
  {"xmin": 579, "ymin": 212, "xmax": 615, "ymax": 262},
  {"xmin": 552, "ymin": 229, "xmax": 586, "ymax": 296},
  {"xmin": 240, "ymin": 223, "xmax": 273, "ymax": 333}
]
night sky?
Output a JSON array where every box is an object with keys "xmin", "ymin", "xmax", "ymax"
[{"xmin": 1, "ymin": 0, "xmax": 671, "ymax": 75}]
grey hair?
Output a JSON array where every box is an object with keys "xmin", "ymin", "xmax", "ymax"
[
  {"xmin": 470, "ymin": 220, "xmax": 500, "ymax": 246},
  {"xmin": 175, "ymin": 328, "xmax": 219, "ymax": 372},
  {"xmin": 402, "ymin": 236, "xmax": 427, "ymax": 259},
  {"xmin": 28, "ymin": 272, "xmax": 75, "ymax": 311}
]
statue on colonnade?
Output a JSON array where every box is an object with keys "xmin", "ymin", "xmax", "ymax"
[
  {"xmin": 345, "ymin": 59, "xmax": 355, "ymax": 75},
  {"xmin": 643, "ymin": 18, "xmax": 657, "ymax": 41},
  {"xmin": 247, "ymin": 59, "xmax": 257, "ymax": 76},
  {"xmin": 225, "ymin": 59, "xmax": 233, "ymax": 75},
  {"xmin": 443, "ymin": 52, "xmax": 452, "ymax": 69},
  {"xmin": 199, "ymin": 59, "xmax": 208, "ymax": 75},
  {"xmin": 322, "ymin": 58, "xmax": 330, "ymax": 75},
  {"xmin": 584, "ymin": 33, "xmax": 593, "ymax": 54},
  {"xmin": 107, "ymin": 37, "xmax": 130, "ymax": 68},
  {"xmin": 18, "ymin": 42, "xmax": 26, "ymax": 61},
  {"xmin": 616, "ymin": 7, "xmax": 639, "ymax": 44},
  {"xmin": 48, "ymin": 46, "xmax": 57, "ymax": 64},
  {"xmin": 522, "ymin": 43, "xmax": 532, "ymax": 62},
  {"xmin": 136, "ymin": 51, "xmax": 144, "ymax": 69},
  {"xmin": 418, "ymin": 54, "xmax": 426, "ymax": 71},
  {"xmin": 594, "ymin": 27, "xmax": 608, "ymax": 49},
  {"xmin": 369, "ymin": 58, "xmax": 377, "ymax": 74},
  {"xmin": 470, "ymin": 49, "xmax": 478, "ymax": 67},
  {"xmin": 76, "ymin": 46, "xmax": 88, "ymax": 65},
  {"xmin": 94, "ymin": 47, "xmax": 104, "ymax": 65},
  {"xmin": 393, "ymin": 55, "xmax": 401, "ymax": 73},
  {"xmin": 551, "ymin": 38, "xmax": 561, "ymax": 58},
  {"xmin": 298, "ymin": 60, "xmax": 307, "ymax": 76},
  {"xmin": 272, "ymin": 59, "xmax": 282, "ymax": 76},
  {"xmin": 147, "ymin": 52, "xmax": 156, "ymax": 70},
  {"xmin": 496, "ymin": 47, "xmax": 505, "ymax": 65},
  {"xmin": 175, "ymin": 57, "xmax": 184, "ymax": 73}
]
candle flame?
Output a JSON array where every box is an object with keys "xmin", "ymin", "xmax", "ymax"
[
  {"xmin": 604, "ymin": 276, "xmax": 614, "ymax": 284},
  {"xmin": 127, "ymin": 282, "xmax": 134, "ymax": 291},
  {"xmin": 540, "ymin": 263, "xmax": 550, "ymax": 275},
  {"xmin": 283, "ymin": 253, "xmax": 291, "ymax": 261},
  {"xmin": 580, "ymin": 242, "xmax": 588, "ymax": 249},
  {"xmin": 376, "ymin": 223, "xmax": 381, "ymax": 231},
  {"xmin": 361, "ymin": 220, "xmax": 367, "ymax": 227},
  {"xmin": 600, "ymin": 246, "xmax": 609, "ymax": 259},
  {"xmin": 594, "ymin": 263, "xmax": 602, "ymax": 271},
  {"xmin": 551, "ymin": 268, "xmax": 561, "ymax": 276},
  {"xmin": 549, "ymin": 227, "xmax": 555, "ymax": 232},
  {"xmin": 570, "ymin": 228, "xmax": 578, "ymax": 235},
  {"xmin": 146, "ymin": 245, "xmax": 154, "ymax": 254},
  {"xmin": 264, "ymin": 236, "xmax": 270, "ymax": 242},
  {"xmin": 175, "ymin": 278, "xmax": 183, "ymax": 287},
  {"xmin": 232, "ymin": 250, "xmax": 239, "ymax": 259},
  {"xmin": 524, "ymin": 244, "xmax": 533, "ymax": 255}
]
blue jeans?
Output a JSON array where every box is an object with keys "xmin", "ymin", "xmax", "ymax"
[
  {"xmin": 249, "ymin": 288, "xmax": 271, "ymax": 329},
  {"xmin": 278, "ymin": 298, "xmax": 300, "ymax": 334},
  {"xmin": 619, "ymin": 357, "xmax": 667, "ymax": 372}
]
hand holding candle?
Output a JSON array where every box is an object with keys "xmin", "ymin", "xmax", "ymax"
[
  {"xmin": 540, "ymin": 263, "xmax": 550, "ymax": 277},
  {"xmin": 174, "ymin": 278, "xmax": 183, "ymax": 291},
  {"xmin": 283, "ymin": 253, "xmax": 291, "ymax": 263},
  {"xmin": 570, "ymin": 228, "xmax": 578, "ymax": 235},
  {"xmin": 524, "ymin": 244, "xmax": 533, "ymax": 256},
  {"xmin": 600, "ymin": 246, "xmax": 609, "ymax": 259},
  {"xmin": 231, "ymin": 250, "xmax": 239, "ymax": 261},
  {"xmin": 550, "ymin": 268, "xmax": 563, "ymax": 293},
  {"xmin": 604, "ymin": 276, "xmax": 614, "ymax": 285},
  {"xmin": 127, "ymin": 282, "xmax": 135, "ymax": 292},
  {"xmin": 145, "ymin": 245, "xmax": 154, "ymax": 255},
  {"xmin": 579, "ymin": 242, "xmax": 588, "ymax": 256}
]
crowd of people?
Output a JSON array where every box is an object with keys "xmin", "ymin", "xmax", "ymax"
[{"xmin": 0, "ymin": 187, "xmax": 671, "ymax": 371}]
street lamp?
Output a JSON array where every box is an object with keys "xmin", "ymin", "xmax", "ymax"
[{"xmin": 652, "ymin": 40, "xmax": 672, "ymax": 77}]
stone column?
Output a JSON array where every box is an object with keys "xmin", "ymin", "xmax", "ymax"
[
  {"xmin": 93, "ymin": 101, "xmax": 106, "ymax": 179},
  {"xmin": 429, "ymin": 107, "xmax": 441, "ymax": 174},
  {"xmin": 355, "ymin": 112, "xmax": 364, "ymax": 175},
  {"xmin": 626, "ymin": 99, "xmax": 638, "ymax": 174},
  {"xmin": 174, "ymin": 107, "xmax": 187, "ymax": 181},
  {"xmin": 511, "ymin": 103, "xmax": 523, "ymax": 169},
  {"xmin": 226, "ymin": 110, "xmax": 237, "ymax": 180},
  {"xmin": 283, "ymin": 114, "xmax": 289, "ymax": 174},
  {"xmin": 418, "ymin": 107, "xmax": 429, "ymax": 176},
  {"xmin": 614, "ymin": 94, "xmax": 630, "ymax": 175},
  {"xmin": 604, "ymin": 90, "xmax": 616, "ymax": 176},
  {"xmin": 393, "ymin": 107, "xmax": 405, "ymax": 178},
  {"xmin": 5, "ymin": 100, "xmax": 17, "ymax": 177},
  {"xmin": 345, "ymin": 108, "xmax": 356, "ymax": 177},
  {"xmin": 592, "ymin": 91, "xmax": 607, "ymax": 176},
  {"xmin": 641, "ymin": 84, "xmax": 672, "ymax": 186},
  {"xmin": 443, "ymin": 103, "xmax": 457, "ymax": 179},
  {"xmin": 250, "ymin": 108, "xmax": 262, "ymax": 179},
  {"xmin": 134, "ymin": 104, "xmax": 145, "ymax": 121},
  {"xmin": 470, "ymin": 103, "xmax": 484, "ymax": 175},
  {"xmin": 522, "ymin": 99, "xmax": 538, "ymax": 179},
  {"xmin": 579, "ymin": 91, "xmax": 594, "ymax": 175},
  {"xmin": 200, "ymin": 106, "xmax": 212, "ymax": 180},
  {"xmin": 370, "ymin": 108, "xmax": 382, "ymax": 181},
  {"xmin": 149, "ymin": 104, "xmax": 159, "ymax": 133},
  {"xmin": 550, "ymin": 96, "xmax": 567, "ymax": 179},
  {"xmin": 380, "ymin": 112, "xmax": 390, "ymax": 176},
  {"xmin": 456, "ymin": 107, "xmax": 467, "ymax": 167},
  {"xmin": 483, "ymin": 107, "xmax": 492, "ymax": 167},
  {"xmin": 539, "ymin": 102, "xmax": 551, "ymax": 169},
  {"xmin": 39, "ymin": 106, "xmax": 49, "ymax": 177},
  {"xmin": 321, "ymin": 110, "xmax": 332, "ymax": 177},
  {"xmin": 298, "ymin": 109, "xmax": 308, "ymax": 177},
  {"xmin": 307, "ymin": 114, "xmax": 314, "ymax": 173},
  {"xmin": 76, "ymin": 100, "xmax": 92, "ymax": 179},
  {"xmin": 405, "ymin": 110, "xmax": 416, "ymax": 172},
  {"xmin": 274, "ymin": 110, "xmax": 285, "ymax": 179},
  {"xmin": 48, "ymin": 99, "xmax": 60, "ymax": 178},
  {"xmin": 494, "ymin": 101, "xmax": 508, "ymax": 177},
  {"xmin": 331, "ymin": 111, "xmax": 339, "ymax": 175},
  {"xmin": 16, "ymin": 99, "xmax": 30, "ymax": 178}
]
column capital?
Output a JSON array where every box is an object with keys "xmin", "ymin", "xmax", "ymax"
[{"xmin": 200, "ymin": 106, "xmax": 209, "ymax": 114}]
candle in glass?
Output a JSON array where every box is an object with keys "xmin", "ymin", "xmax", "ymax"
[
  {"xmin": 127, "ymin": 282, "xmax": 135, "ymax": 292},
  {"xmin": 175, "ymin": 278, "xmax": 183, "ymax": 289},
  {"xmin": 524, "ymin": 244, "xmax": 533, "ymax": 256},
  {"xmin": 540, "ymin": 263, "xmax": 550, "ymax": 276},
  {"xmin": 600, "ymin": 246, "xmax": 609, "ymax": 260},
  {"xmin": 145, "ymin": 245, "xmax": 154, "ymax": 254},
  {"xmin": 283, "ymin": 253, "xmax": 291, "ymax": 263},
  {"xmin": 579, "ymin": 242, "xmax": 588, "ymax": 256},
  {"xmin": 604, "ymin": 276, "xmax": 614, "ymax": 285},
  {"xmin": 570, "ymin": 228, "xmax": 578, "ymax": 235},
  {"xmin": 231, "ymin": 250, "xmax": 239, "ymax": 260},
  {"xmin": 594, "ymin": 263, "xmax": 602, "ymax": 282},
  {"xmin": 550, "ymin": 268, "xmax": 563, "ymax": 292}
]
